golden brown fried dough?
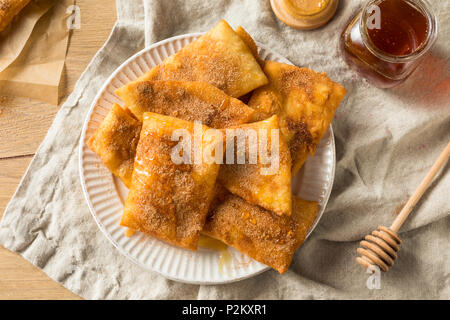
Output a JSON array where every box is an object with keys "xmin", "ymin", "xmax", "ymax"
[
  {"xmin": 115, "ymin": 80, "xmax": 254, "ymax": 127},
  {"xmin": 120, "ymin": 113, "xmax": 222, "ymax": 250},
  {"xmin": 0, "ymin": 0, "xmax": 31, "ymax": 32},
  {"xmin": 203, "ymin": 190, "xmax": 318, "ymax": 273},
  {"xmin": 218, "ymin": 115, "xmax": 292, "ymax": 216},
  {"xmin": 87, "ymin": 104, "xmax": 142, "ymax": 188},
  {"xmin": 124, "ymin": 20, "xmax": 268, "ymax": 98},
  {"xmin": 249, "ymin": 61, "xmax": 346, "ymax": 174},
  {"xmin": 235, "ymin": 26, "xmax": 265, "ymax": 68}
]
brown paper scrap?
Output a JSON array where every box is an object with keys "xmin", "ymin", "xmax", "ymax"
[
  {"xmin": 0, "ymin": 0, "xmax": 55, "ymax": 72},
  {"xmin": 0, "ymin": 0, "xmax": 73, "ymax": 104}
]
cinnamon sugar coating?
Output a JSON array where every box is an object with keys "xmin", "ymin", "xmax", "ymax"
[
  {"xmin": 120, "ymin": 113, "xmax": 222, "ymax": 250},
  {"xmin": 218, "ymin": 115, "xmax": 292, "ymax": 216},
  {"xmin": 122, "ymin": 20, "xmax": 268, "ymax": 98},
  {"xmin": 249, "ymin": 61, "xmax": 346, "ymax": 174},
  {"xmin": 204, "ymin": 189, "xmax": 318, "ymax": 273},
  {"xmin": 87, "ymin": 104, "xmax": 142, "ymax": 188},
  {"xmin": 116, "ymin": 80, "xmax": 254, "ymax": 127}
]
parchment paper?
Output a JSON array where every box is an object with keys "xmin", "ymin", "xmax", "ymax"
[
  {"xmin": 0, "ymin": 0, "xmax": 449, "ymax": 299},
  {"xmin": 0, "ymin": 0, "xmax": 54, "ymax": 71},
  {"xmin": 0, "ymin": 0, "xmax": 72, "ymax": 104}
]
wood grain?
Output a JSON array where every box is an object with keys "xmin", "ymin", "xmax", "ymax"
[
  {"xmin": 0, "ymin": 0, "xmax": 116, "ymax": 300},
  {"xmin": 0, "ymin": 0, "xmax": 117, "ymax": 158}
]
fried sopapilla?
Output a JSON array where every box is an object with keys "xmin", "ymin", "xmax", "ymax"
[
  {"xmin": 218, "ymin": 115, "xmax": 292, "ymax": 216},
  {"xmin": 120, "ymin": 113, "xmax": 222, "ymax": 250},
  {"xmin": 87, "ymin": 103, "xmax": 142, "ymax": 188},
  {"xmin": 203, "ymin": 189, "xmax": 318, "ymax": 273},
  {"xmin": 248, "ymin": 61, "xmax": 346, "ymax": 174},
  {"xmin": 115, "ymin": 80, "xmax": 254, "ymax": 126},
  {"xmin": 119, "ymin": 20, "xmax": 268, "ymax": 98},
  {"xmin": 235, "ymin": 26, "xmax": 265, "ymax": 68}
]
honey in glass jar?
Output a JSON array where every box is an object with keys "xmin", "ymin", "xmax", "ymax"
[{"xmin": 341, "ymin": 0, "xmax": 438, "ymax": 88}]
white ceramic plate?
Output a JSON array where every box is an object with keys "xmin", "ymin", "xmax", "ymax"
[{"xmin": 79, "ymin": 33, "xmax": 336, "ymax": 284}]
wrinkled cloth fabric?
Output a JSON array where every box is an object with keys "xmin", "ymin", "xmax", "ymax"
[{"xmin": 1, "ymin": 0, "xmax": 449, "ymax": 299}]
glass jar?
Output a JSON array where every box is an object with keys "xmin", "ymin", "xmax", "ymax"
[{"xmin": 341, "ymin": 0, "xmax": 438, "ymax": 88}]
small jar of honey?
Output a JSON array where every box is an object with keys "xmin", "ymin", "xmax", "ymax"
[{"xmin": 341, "ymin": 0, "xmax": 438, "ymax": 88}]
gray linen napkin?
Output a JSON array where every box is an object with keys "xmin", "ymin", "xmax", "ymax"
[{"xmin": 1, "ymin": 0, "xmax": 449, "ymax": 299}]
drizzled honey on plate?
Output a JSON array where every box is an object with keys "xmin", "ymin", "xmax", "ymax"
[
  {"xmin": 341, "ymin": 0, "xmax": 438, "ymax": 88},
  {"xmin": 198, "ymin": 235, "xmax": 232, "ymax": 274}
]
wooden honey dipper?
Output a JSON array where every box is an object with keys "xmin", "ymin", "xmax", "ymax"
[{"xmin": 357, "ymin": 142, "xmax": 450, "ymax": 272}]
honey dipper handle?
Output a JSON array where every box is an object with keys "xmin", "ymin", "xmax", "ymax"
[{"xmin": 390, "ymin": 142, "xmax": 450, "ymax": 233}]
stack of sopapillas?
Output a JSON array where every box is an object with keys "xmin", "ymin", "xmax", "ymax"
[{"xmin": 88, "ymin": 20, "xmax": 346, "ymax": 273}]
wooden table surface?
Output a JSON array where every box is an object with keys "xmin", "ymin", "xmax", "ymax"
[{"xmin": 0, "ymin": 0, "xmax": 117, "ymax": 299}]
